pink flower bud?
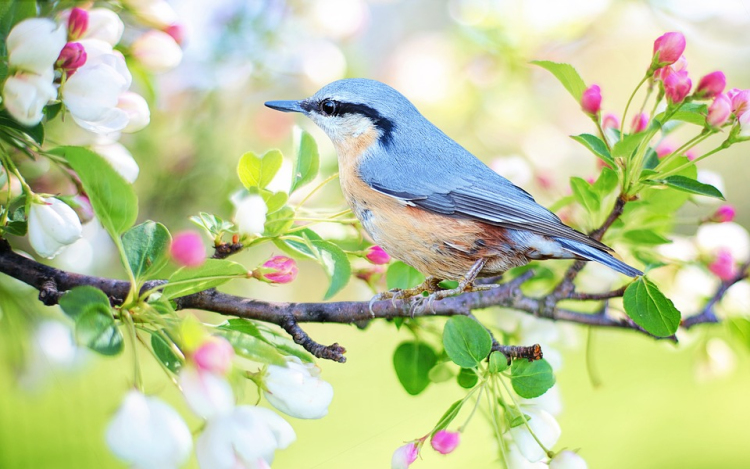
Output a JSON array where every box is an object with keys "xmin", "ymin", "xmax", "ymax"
[
  {"xmin": 712, "ymin": 204, "xmax": 736, "ymax": 223},
  {"xmin": 730, "ymin": 89, "xmax": 750, "ymax": 116},
  {"xmin": 170, "ymin": 231, "xmax": 207, "ymax": 267},
  {"xmin": 652, "ymin": 32, "xmax": 686, "ymax": 67},
  {"xmin": 391, "ymin": 442, "xmax": 419, "ymax": 469},
  {"xmin": 580, "ymin": 84, "xmax": 601, "ymax": 116},
  {"xmin": 56, "ymin": 42, "xmax": 87, "ymax": 77},
  {"xmin": 67, "ymin": 7, "xmax": 89, "ymax": 40},
  {"xmin": 707, "ymin": 94, "xmax": 731, "ymax": 127},
  {"xmin": 365, "ymin": 245, "xmax": 391, "ymax": 265},
  {"xmin": 708, "ymin": 248, "xmax": 737, "ymax": 281},
  {"xmin": 67, "ymin": 194, "xmax": 94, "ymax": 224},
  {"xmin": 261, "ymin": 256, "xmax": 298, "ymax": 284},
  {"xmin": 163, "ymin": 23, "xmax": 187, "ymax": 46},
  {"xmin": 431, "ymin": 430, "xmax": 460, "ymax": 455},
  {"xmin": 694, "ymin": 71, "xmax": 726, "ymax": 99},
  {"xmin": 355, "ymin": 266, "xmax": 385, "ymax": 284},
  {"xmin": 601, "ymin": 113, "xmax": 619, "ymax": 131},
  {"xmin": 685, "ymin": 150, "xmax": 697, "ymax": 161},
  {"xmin": 193, "ymin": 336, "xmax": 234, "ymax": 375},
  {"xmin": 655, "ymin": 138, "xmax": 676, "ymax": 158},
  {"xmin": 653, "ymin": 56, "xmax": 687, "ymax": 82},
  {"xmin": 664, "ymin": 70, "xmax": 692, "ymax": 105},
  {"xmin": 631, "ymin": 112, "xmax": 649, "ymax": 133}
]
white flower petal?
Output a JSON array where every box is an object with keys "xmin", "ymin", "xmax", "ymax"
[
  {"xmin": 179, "ymin": 366, "xmax": 235, "ymax": 419},
  {"xmin": 508, "ymin": 406, "xmax": 561, "ymax": 463},
  {"xmin": 263, "ymin": 357, "xmax": 334, "ymax": 419},
  {"xmin": 7, "ymin": 18, "xmax": 66, "ymax": 75},
  {"xmin": 91, "ymin": 142, "xmax": 140, "ymax": 183},
  {"xmin": 2, "ymin": 72, "xmax": 57, "ymax": 126},
  {"xmin": 233, "ymin": 195, "xmax": 267, "ymax": 236},
  {"xmin": 28, "ymin": 197, "xmax": 83, "ymax": 259},
  {"xmin": 86, "ymin": 8, "xmax": 125, "ymax": 46},
  {"xmin": 132, "ymin": 30, "xmax": 183, "ymax": 73}
]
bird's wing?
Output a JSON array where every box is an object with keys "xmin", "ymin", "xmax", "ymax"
[{"xmin": 359, "ymin": 144, "xmax": 610, "ymax": 252}]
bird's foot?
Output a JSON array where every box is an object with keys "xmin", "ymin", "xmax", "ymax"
[
  {"xmin": 368, "ymin": 277, "xmax": 442, "ymax": 317},
  {"xmin": 408, "ymin": 258, "xmax": 493, "ymax": 315}
]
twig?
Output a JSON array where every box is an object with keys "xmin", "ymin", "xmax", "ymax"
[
  {"xmin": 212, "ymin": 242, "xmax": 244, "ymax": 260},
  {"xmin": 682, "ymin": 259, "xmax": 750, "ymax": 329}
]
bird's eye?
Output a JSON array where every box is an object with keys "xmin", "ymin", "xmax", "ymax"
[{"xmin": 319, "ymin": 99, "xmax": 339, "ymax": 116}]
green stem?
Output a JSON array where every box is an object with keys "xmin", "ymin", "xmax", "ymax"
[
  {"xmin": 497, "ymin": 374, "xmax": 553, "ymax": 458},
  {"xmin": 653, "ymin": 131, "xmax": 711, "ymax": 172},
  {"xmin": 656, "ymin": 144, "xmax": 727, "ymax": 181},
  {"xmin": 112, "ymin": 235, "xmax": 138, "ymax": 306},
  {"xmin": 458, "ymin": 382, "xmax": 485, "ymax": 432},
  {"xmin": 620, "ymin": 75, "xmax": 651, "ymax": 136},
  {"xmin": 123, "ymin": 311, "xmax": 144, "ymax": 392},
  {"xmin": 594, "ymin": 118, "xmax": 612, "ymax": 153},
  {"xmin": 294, "ymin": 172, "xmax": 339, "ymax": 210}
]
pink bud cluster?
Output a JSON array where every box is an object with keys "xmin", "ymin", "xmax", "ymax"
[
  {"xmin": 255, "ymin": 255, "xmax": 298, "ymax": 284},
  {"xmin": 55, "ymin": 7, "xmax": 90, "ymax": 77},
  {"xmin": 170, "ymin": 231, "xmax": 207, "ymax": 267},
  {"xmin": 365, "ymin": 245, "xmax": 391, "ymax": 265},
  {"xmin": 193, "ymin": 336, "xmax": 235, "ymax": 375},
  {"xmin": 708, "ymin": 248, "xmax": 738, "ymax": 281},
  {"xmin": 391, "ymin": 430, "xmax": 461, "ymax": 468},
  {"xmin": 711, "ymin": 204, "xmax": 736, "ymax": 223}
]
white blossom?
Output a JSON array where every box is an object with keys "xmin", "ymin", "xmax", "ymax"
[
  {"xmin": 263, "ymin": 357, "xmax": 334, "ymax": 419},
  {"xmin": 233, "ymin": 194, "xmax": 268, "ymax": 236},
  {"xmin": 2, "ymin": 71, "xmax": 57, "ymax": 126},
  {"xmin": 28, "ymin": 196, "xmax": 83, "ymax": 259},
  {"xmin": 125, "ymin": 0, "xmax": 179, "ymax": 29},
  {"xmin": 696, "ymin": 221, "xmax": 750, "ymax": 260},
  {"xmin": 105, "ymin": 390, "xmax": 192, "ymax": 469},
  {"xmin": 7, "ymin": 18, "xmax": 66, "ymax": 75},
  {"xmin": 508, "ymin": 406, "xmax": 561, "ymax": 463},
  {"xmin": 62, "ymin": 39, "xmax": 132, "ymax": 134},
  {"xmin": 91, "ymin": 141, "xmax": 140, "ymax": 183},
  {"xmin": 196, "ymin": 406, "xmax": 295, "ymax": 469},
  {"xmin": 131, "ymin": 30, "xmax": 183, "ymax": 73},
  {"xmin": 179, "ymin": 365, "xmax": 234, "ymax": 419},
  {"xmin": 118, "ymin": 91, "xmax": 151, "ymax": 133},
  {"xmin": 85, "ymin": 8, "xmax": 125, "ymax": 45},
  {"xmin": 550, "ymin": 450, "xmax": 588, "ymax": 469}
]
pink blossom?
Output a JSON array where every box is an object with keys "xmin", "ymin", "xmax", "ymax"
[
  {"xmin": 653, "ymin": 56, "xmax": 687, "ymax": 82},
  {"xmin": 164, "ymin": 23, "xmax": 187, "ymax": 46},
  {"xmin": 631, "ymin": 112, "xmax": 649, "ymax": 133},
  {"xmin": 664, "ymin": 70, "xmax": 692, "ymax": 104},
  {"xmin": 431, "ymin": 430, "xmax": 460, "ymax": 455},
  {"xmin": 391, "ymin": 442, "xmax": 419, "ymax": 469},
  {"xmin": 712, "ymin": 205, "xmax": 736, "ymax": 223},
  {"xmin": 67, "ymin": 7, "xmax": 89, "ymax": 40},
  {"xmin": 170, "ymin": 231, "xmax": 206, "ymax": 267},
  {"xmin": 694, "ymin": 71, "xmax": 726, "ymax": 99},
  {"xmin": 685, "ymin": 150, "xmax": 697, "ymax": 161},
  {"xmin": 261, "ymin": 256, "xmax": 298, "ymax": 284},
  {"xmin": 193, "ymin": 336, "xmax": 235, "ymax": 375},
  {"xmin": 730, "ymin": 89, "xmax": 750, "ymax": 116},
  {"xmin": 708, "ymin": 248, "xmax": 738, "ymax": 281},
  {"xmin": 652, "ymin": 32, "xmax": 686, "ymax": 67},
  {"xmin": 580, "ymin": 84, "xmax": 601, "ymax": 116},
  {"xmin": 601, "ymin": 113, "xmax": 619, "ymax": 131},
  {"xmin": 55, "ymin": 42, "xmax": 87, "ymax": 77},
  {"xmin": 365, "ymin": 245, "xmax": 391, "ymax": 265},
  {"xmin": 707, "ymin": 94, "xmax": 731, "ymax": 127},
  {"xmin": 655, "ymin": 139, "xmax": 676, "ymax": 158}
]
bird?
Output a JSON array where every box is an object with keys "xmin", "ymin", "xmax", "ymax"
[{"xmin": 265, "ymin": 78, "xmax": 641, "ymax": 302}]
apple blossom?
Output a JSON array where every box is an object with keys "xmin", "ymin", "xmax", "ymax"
[
  {"xmin": 91, "ymin": 141, "xmax": 140, "ymax": 183},
  {"xmin": 712, "ymin": 204, "xmax": 736, "ymax": 223},
  {"xmin": 730, "ymin": 89, "xmax": 750, "ymax": 116},
  {"xmin": 67, "ymin": 8, "xmax": 89, "ymax": 40},
  {"xmin": 601, "ymin": 113, "xmax": 619, "ymax": 131},
  {"xmin": 694, "ymin": 71, "xmax": 726, "ymax": 99},
  {"xmin": 193, "ymin": 336, "xmax": 235, "ymax": 375},
  {"xmin": 257, "ymin": 256, "xmax": 299, "ymax": 284},
  {"xmin": 550, "ymin": 450, "xmax": 588, "ymax": 469},
  {"xmin": 62, "ymin": 39, "xmax": 133, "ymax": 133},
  {"xmin": 7, "ymin": 18, "xmax": 67, "ymax": 75},
  {"xmin": 431, "ymin": 430, "xmax": 460, "ymax": 454},
  {"xmin": 84, "ymin": 8, "xmax": 125, "ymax": 46},
  {"xmin": 664, "ymin": 70, "xmax": 692, "ymax": 104},
  {"xmin": 391, "ymin": 442, "xmax": 419, "ymax": 469},
  {"xmin": 263, "ymin": 357, "xmax": 334, "ymax": 419},
  {"xmin": 170, "ymin": 230, "xmax": 207, "ymax": 267},
  {"xmin": 105, "ymin": 390, "xmax": 192, "ymax": 469},
  {"xmin": 709, "ymin": 248, "xmax": 738, "ymax": 281},
  {"xmin": 164, "ymin": 23, "xmax": 187, "ymax": 46},
  {"xmin": 131, "ymin": 30, "xmax": 183, "ymax": 73},
  {"xmin": 179, "ymin": 365, "xmax": 235, "ymax": 419},
  {"xmin": 118, "ymin": 91, "xmax": 151, "ymax": 133},
  {"xmin": 63, "ymin": 194, "xmax": 95, "ymax": 224},
  {"xmin": 125, "ymin": 0, "xmax": 180, "ymax": 29},
  {"xmin": 56, "ymin": 42, "xmax": 87, "ymax": 77},
  {"xmin": 508, "ymin": 406, "xmax": 561, "ymax": 462},
  {"xmin": 696, "ymin": 222, "xmax": 750, "ymax": 261},
  {"xmin": 28, "ymin": 196, "xmax": 83, "ymax": 259},
  {"xmin": 365, "ymin": 245, "xmax": 391, "ymax": 265},
  {"xmin": 655, "ymin": 138, "xmax": 676, "ymax": 158},
  {"xmin": 631, "ymin": 112, "xmax": 649, "ymax": 133},
  {"xmin": 580, "ymin": 84, "xmax": 601, "ymax": 116},
  {"xmin": 707, "ymin": 94, "xmax": 731, "ymax": 127},
  {"xmin": 233, "ymin": 194, "xmax": 268, "ymax": 236},
  {"xmin": 196, "ymin": 405, "xmax": 295, "ymax": 469},
  {"xmin": 652, "ymin": 32, "xmax": 686, "ymax": 67},
  {"xmin": 739, "ymin": 111, "xmax": 750, "ymax": 139},
  {"xmin": 2, "ymin": 71, "xmax": 57, "ymax": 126}
]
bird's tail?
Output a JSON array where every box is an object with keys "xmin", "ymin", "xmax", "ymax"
[{"xmin": 555, "ymin": 238, "xmax": 642, "ymax": 277}]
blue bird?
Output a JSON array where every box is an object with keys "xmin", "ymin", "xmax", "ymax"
[{"xmin": 266, "ymin": 79, "xmax": 641, "ymax": 300}]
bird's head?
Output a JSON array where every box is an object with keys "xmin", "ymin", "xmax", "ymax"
[{"xmin": 265, "ymin": 78, "xmax": 419, "ymax": 152}]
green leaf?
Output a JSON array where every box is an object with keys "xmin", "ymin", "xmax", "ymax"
[
  {"xmin": 263, "ymin": 206, "xmax": 294, "ymax": 237},
  {"xmin": 386, "ymin": 261, "xmax": 425, "ymax": 290},
  {"xmin": 161, "ymin": 259, "xmax": 248, "ymax": 300},
  {"xmin": 612, "ymin": 132, "xmax": 647, "ymax": 160},
  {"xmin": 660, "ymin": 175, "xmax": 725, "ymax": 200},
  {"xmin": 393, "ymin": 341, "xmax": 438, "ymax": 395},
  {"xmin": 151, "ymin": 332, "xmax": 182, "ymax": 373},
  {"xmin": 59, "ymin": 286, "xmax": 110, "ymax": 321},
  {"xmin": 510, "ymin": 359, "xmax": 555, "ymax": 398},
  {"xmin": 427, "ymin": 362, "xmax": 455, "ymax": 383},
  {"xmin": 623, "ymin": 277, "xmax": 680, "ymax": 337},
  {"xmin": 661, "ymin": 103, "xmax": 708, "ymax": 127},
  {"xmin": 433, "ymin": 399, "xmax": 464, "ymax": 435},
  {"xmin": 442, "ymin": 316, "xmax": 492, "ymax": 368},
  {"xmin": 489, "ymin": 351, "xmax": 509, "ymax": 373},
  {"xmin": 457, "ymin": 367, "xmax": 479, "ymax": 388},
  {"xmin": 531, "ymin": 60, "xmax": 587, "ymax": 102},
  {"xmin": 220, "ymin": 318, "xmax": 313, "ymax": 362},
  {"xmin": 237, "ymin": 150, "xmax": 283, "ymax": 189},
  {"xmin": 291, "ymin": 129, "xmax": 320, "ymax": 194},
  {"xmin": 51, "ymin": 146, "xmax": 138, "ymax": 236},
  {"xmin": 310, "ymin": 240, "xmax": 351, "ymax": 300},
  {"xmin": 190, "ymin": 212, "xmax": 236, "ymax": 237},
  {"xmin": 571, "ymin": 134, "xmax": 614, "ymax": 166},
  {"xmin": 570, "ymin": 177, "xmax": 600, "ymax": 215},
  {"xmin": 122, "ymin": 221, "xmax": 171, "ymax": 282},
  {"xmin": 623, "ymin": 229, "xmax": 671, "ymax": 245},
  {"xmin": 593, "ymin": 167, "xmax": 619, "ymax": 196},
  {"xmin": 75, "ymin": 305, "xmax": 123, "ymax": 356},
  {"xmin": 262, "ymin": 191, "xmax": 288, "ymax": 214},
  {"xmin": 218, "ymin": 328, "xmax": 286, "ymax": 366},
  {"xmin": 0, "ymin": 109, "xmax": 44, "ymax": 144},
  {"xmin": 273, "ymin": 229, "xmax": 323, "ymax": 259},
  {"xmin": 727, "ymin": 318, "xmax": 750, "ymax": 352}
]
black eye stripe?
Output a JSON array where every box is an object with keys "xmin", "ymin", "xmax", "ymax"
[{"xmin": 314, "ymin": 100, "xmax": 395, "ymax": 146}]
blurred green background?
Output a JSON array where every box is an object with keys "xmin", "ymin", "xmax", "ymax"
[{"xmin": 2, "ymin": 0, "xmax": 750, "ymax": 468}]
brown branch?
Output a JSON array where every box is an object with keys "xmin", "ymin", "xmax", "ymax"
[
  {"xmin": 682, "ymin": 259, "xmax": 750, "ymax": 329},
  {"xmin": 212, "ymin": 242, "xmax": 244, "ymax": 260}
]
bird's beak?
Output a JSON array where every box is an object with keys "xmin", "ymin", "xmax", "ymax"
[{"xmin": 264, "ymin": 100, "xmax": 305, "ymax": 113}]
